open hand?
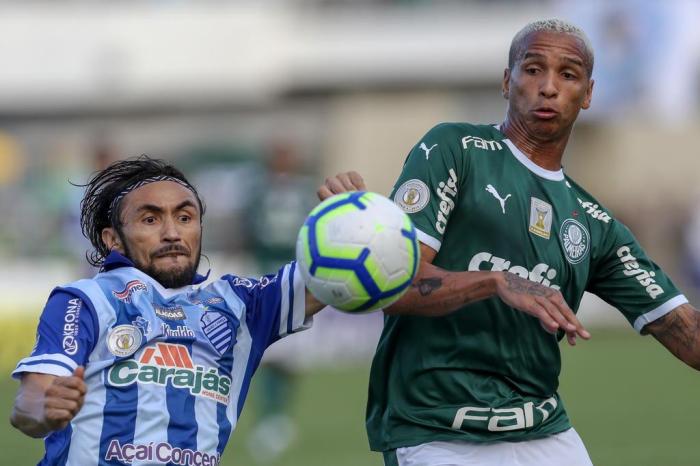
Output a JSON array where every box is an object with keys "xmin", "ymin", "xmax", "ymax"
[
  {"xmin": 317, "ymin": 171, "xmax": 367, "ymax": 201},
  {"xmin": 496, "ymin": 272, "xmax": 591, "ymax": 345}
]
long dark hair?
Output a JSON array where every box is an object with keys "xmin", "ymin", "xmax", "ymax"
[{"xmin": 77, "ymin": 155, "xmax": 205, "ymax": 267}]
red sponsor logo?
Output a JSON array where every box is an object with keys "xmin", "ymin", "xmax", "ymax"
[
  {"xmin": 113, "ymin": 280, "xmax": 148, "ymax": 303},
  {"xmin": 140, "ymin": 342, "xmax": 194, "ymax": 368}
]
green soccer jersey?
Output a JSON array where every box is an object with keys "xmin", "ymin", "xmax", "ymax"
[{"xmin": 366, "ymin": 122, "xmax": 688, "ymax": 451}]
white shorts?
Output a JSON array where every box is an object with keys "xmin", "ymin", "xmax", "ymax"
[{"xmin": 393, "ymin": 428, "xmax": 593, "ymax": 466}]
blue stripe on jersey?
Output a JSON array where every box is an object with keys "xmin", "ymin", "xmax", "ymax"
[
  {"xmin": 286, "ymin": 261, "xmax": 296, "ymax": 336},
  {"xmin": 98, "ymin": 382, "xmax": 139, "ymax": 465},
  {"xmin": 38, "ymin": 425, "xmax": 72, "ymax": 466},
  {"xmin": 167, "ymin": 341, "xmax": 198, "ymax": 460},
  {"xmin": 216, "ymin": 341, "xmax": 235, "ymax": 454},
  {"xmin": 98, "ymin": 282, "xmax": 144, "ymax": 465}
]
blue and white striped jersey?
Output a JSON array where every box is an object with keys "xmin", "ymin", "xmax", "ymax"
[{"xmin": 13, "ymin": 252, "xmax": 311, "ymax": 466}]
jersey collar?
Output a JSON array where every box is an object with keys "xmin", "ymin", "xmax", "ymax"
[
  {"xmin": 493, "ymin": 124, "xmax": 566, "ymax": 181},
  {"xmin": 102, "ymin": 251, "xmax": 210, "ymax": 285}
]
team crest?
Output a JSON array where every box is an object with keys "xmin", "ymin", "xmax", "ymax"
[
  {"xmin": 201, "ymin": 311, "xmax": 235, "ymax": 356},
  {"xmin": 529, "ymin": 197, "xmax": 553, "ymax": 239},
  {"xmin": 393, "ymin": 179, "xmax": 430, "ymax": 214},
  {"xmin": 560, "ymin": 219, "xmax": 590, "ymax": 264},
  {"xmin": 107, "ymin": 324, "xmax": 142, "ymax": 357}
]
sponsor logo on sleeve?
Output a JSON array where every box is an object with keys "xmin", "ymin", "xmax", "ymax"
[
  {"xmin": 616, "ymin": 246, "xmax": 664, "ymax": 299},
  {"xmin": 529, "ymin": 197, "xmax": 553, "ymax": 239},
  {"xmin": 62, "ymin": 298, "xmax": 82, "ymax": 356},
  {"xmin": 107, "ymin": 324, "xmax": 142, "ymax": 357},
  {"xmin": 577, "ymin": 198, "xmax": 612, "ymax": 223},
  {"xmin": 107, "ymin": 342, "xmax": 232, "ymax": 405},
  {"xmin": 393, "ymin": 179, "xmax": 430, "ymax": 214},
  {"xmin": 435, "ymin": 169, "xmax": 458, "ymax": 234},
  {"xmin": 112, "ymin": 280, "xmax": 148, "ymax": 303},
  {"xmin": 560, "ymin": 219, "xmax": 590, "ymax": 264}
]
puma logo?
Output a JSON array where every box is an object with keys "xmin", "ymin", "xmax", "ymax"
[
  {"xmin": 485, "ymin": 184, "xmax": 511, "ymax": 214},
  {"xmin": 419, "ymin": 142, "xmax": 438, "ymax": 160}
]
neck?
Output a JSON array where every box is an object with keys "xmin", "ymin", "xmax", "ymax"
[{"xmin": 500, "ymin": 115, "xmax": 572, "ymax": 171}]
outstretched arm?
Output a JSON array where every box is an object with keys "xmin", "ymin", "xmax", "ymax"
[
  {"xmin": 387, "ymin": 244, "xmax": 590, "ymax": 345},
  {"xmin": 644, "ymin": 304, "xmax": 700, "ymax": 370}
]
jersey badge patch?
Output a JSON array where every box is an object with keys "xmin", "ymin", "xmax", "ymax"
[
  {"xmin": 528, "ymin": 197, "xmax": 553, "ymax": 239},
  {"xmin": 107, "ymin": 324, "xmax": 143, "ymax": 357},
  {"xmin": 394, "ymin": 179, "xmax": 430, "ymax": 214},
  {"xmin": 560, "ymin": 218, "xmax": 590, "ymax": 264}
]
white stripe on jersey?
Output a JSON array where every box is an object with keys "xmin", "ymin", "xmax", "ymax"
[
  {"xmin": 66, "ymin": 370, "xmax": 108, "ymax": 466},
  {"xmin": 633, "ymin": 294, "xmax": 688, "ymax": 333},
  {"xmin": 416, "ymin": 228, "xmax": 442, "ymax": 253},
  {"xmin": 290, "ymin": 265, "xmax": 311, "ymax": 333},
  {"xmin": 279, "ymin": 265, "xmax": 292, "ymax": 337},
  {"xmin": 13, "ymin": 362, "xmax": 73, "ymax": 377},
  {"xmin": 13, "ymin": 352, "xmax": 78, "ymax": 374}
]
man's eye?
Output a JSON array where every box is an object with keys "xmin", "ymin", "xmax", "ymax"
[
  {"xmin": 526, "ymin": 67, "xmax": 539, "ymax": 75},
  {"xmin": 179, "ymin": 215, "xmax": 191, "ymax": 223},
  {"xmin": 562, "ymin": 72, "xmax": 575, "ymax": 79},
  {"xmin": 143, "ymin": 216, "xmax": 157, "ymax": 224}
]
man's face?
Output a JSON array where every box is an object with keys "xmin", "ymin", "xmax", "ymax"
[
  {"xmin": 103, "ymin": 181, "xmax": 202, "ymax": 288},
  {"xmin": 503, "ymin": 31, "xmax": 594, "ymax": 140}
]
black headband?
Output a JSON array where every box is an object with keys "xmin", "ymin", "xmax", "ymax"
[{"xmin": 107, "ymin": 175, "xmax": 196, "ymax": 219}]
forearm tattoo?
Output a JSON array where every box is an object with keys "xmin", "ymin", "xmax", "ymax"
[
  {"xmin": 647, "ymin": 304, "xmax": 700, "ymax": 354},
  {"xmin": 412, "ymin": 277, "xmax": 442, "ymax": 296},
  {"xmin": 504, "ymin": 272, "xmax": 553, "ymax": 298}
]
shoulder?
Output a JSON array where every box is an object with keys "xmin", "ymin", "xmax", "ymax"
[{"xmin": 422, "ymin": 122, "xmax": 499, "ymax": 142}]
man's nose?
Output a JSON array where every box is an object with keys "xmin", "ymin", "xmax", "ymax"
[
  {"xmin": 161, "ymin": 217, "xmax": 181, "ymax": 241},
  {"xmin": 539, "ymin": 71, "xmax": 559, "ymax": 98}
]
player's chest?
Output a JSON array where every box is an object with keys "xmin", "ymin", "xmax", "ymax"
[{"xmin": 106, "ymin": 288, "xmax": 241, "ymax": 363}]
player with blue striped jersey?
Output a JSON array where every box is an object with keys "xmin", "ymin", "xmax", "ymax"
[{"xmin": 10, "ymin": 156, "xmax": 327, "ymax": 465}]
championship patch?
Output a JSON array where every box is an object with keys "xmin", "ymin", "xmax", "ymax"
[
  {"xmin": 201, "ymin": 311, "xmax": 235, "ymax": 356},
  {"xmin": 107, "ymin": 324, "xmax": 142, "ymax": 357},
  {"xmin": 529, "ymin": 197, "xmax": 553, "ymax": 239},
  {"xmin": 560, "ymin": 218, "xmax": 590, "ymax": 264},
  {"xmin": 393, "ymin": 179, "xmax": 430, "ymax": 214}
]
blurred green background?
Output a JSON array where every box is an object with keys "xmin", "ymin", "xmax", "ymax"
[{"xmin": 3, "ymin": 328, "xmax": 699, "ymax": 466}]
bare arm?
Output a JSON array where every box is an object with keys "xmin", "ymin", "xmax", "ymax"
[
  {"xmin": 644, "ymin": 303, "xmax": 700, "ymax": 370},
  {"xmin": 305, "ymin": 289, "xmax": 326, "ymax": 317},
  {"xmin": 386, "ymin": 244, "xmax": 590, "ymax": 345},
  {"xmin": 10, "ymin": 368, "xmax": 87, "ymax": 438},
  {"xmin": 317, "ymin": 173, "xmax": 590, "ymax": 344}
]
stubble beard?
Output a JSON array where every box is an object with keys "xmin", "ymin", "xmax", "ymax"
[{"xmin": 123, "ymin": 241, "xmax": 202, "ymax": 289}]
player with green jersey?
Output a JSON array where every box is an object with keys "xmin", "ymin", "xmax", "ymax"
[{"xmin": 319, "ymin": 18, "xmax": 700, "ymax": 466}]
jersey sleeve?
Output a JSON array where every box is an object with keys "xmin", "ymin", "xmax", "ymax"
[
  {"xmin": 587, "ymin": 220, "xmax": 688, "ymax": 333},
  {"xmin": 12, "ymin": 290, "xmax": 98, "ymax": 379},
  {"xmin": 390, "ymin": 123, "xmax": 468, "ymax": 252},
  {"xmin": 225, "ymin": 261, "xmax": 311, "ymax": 351}
]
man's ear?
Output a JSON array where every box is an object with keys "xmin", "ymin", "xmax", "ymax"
[
  {"xmin": 502, "ymin": 68, "xmax": 511, "ymax": 99},
  {"xmin": 101, "ymin": 227, "xmax": 124, "ymax": 254}
]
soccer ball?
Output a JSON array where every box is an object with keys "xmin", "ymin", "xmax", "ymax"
[{"xmin": 296, "ymin": 191, "xmax": 420, "ymax": 312}]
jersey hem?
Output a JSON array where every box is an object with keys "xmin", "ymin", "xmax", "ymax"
[
  {"xmin": 633, "ymin": 294, "xmax": 688, "ymax": 333},
  {"xmin": 370, "ymin": 423, "xmax": 575, "ymax": 452}
]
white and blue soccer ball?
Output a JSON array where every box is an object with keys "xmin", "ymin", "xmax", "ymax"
[{"xmin": 296, "ymin": 191, "xmax": 420, "ymax": 312}]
